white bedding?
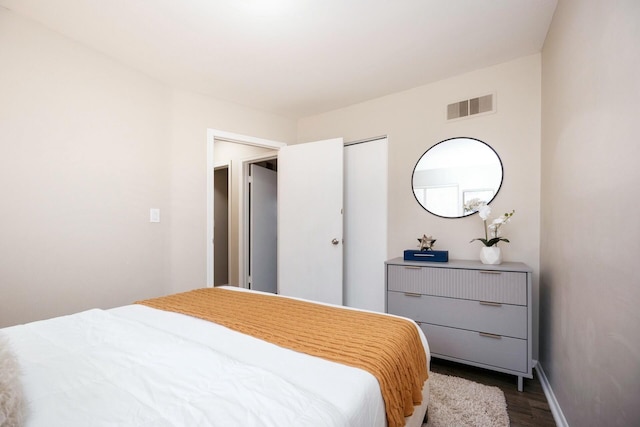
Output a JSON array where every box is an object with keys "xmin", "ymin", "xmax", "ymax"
[{"xmin": 2, "ymin": 288, "xmax": 430, "ymax": 427}]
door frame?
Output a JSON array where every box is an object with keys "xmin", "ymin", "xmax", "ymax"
[{"xmin": 206, "ymin": 129, "xmax": 286, "ymax": 287}]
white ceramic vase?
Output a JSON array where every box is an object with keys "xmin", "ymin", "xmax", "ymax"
[{"xmin": 480, "ymin": 246, "xmax": 502, "ymax": 265}]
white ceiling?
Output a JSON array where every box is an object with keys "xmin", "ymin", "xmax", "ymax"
[{"xmin": 0, "ymin": 0, "xmax": 557, "ymax": 119}]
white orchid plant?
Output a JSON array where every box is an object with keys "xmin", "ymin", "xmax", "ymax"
[{"xmin": 465, "ymin": 198, "xmax": 515, "ymax": 247}]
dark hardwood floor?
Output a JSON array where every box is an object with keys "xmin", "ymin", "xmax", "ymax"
[{"xmin": 429, "ymin": 358, "xmax": 556, "ymax": 427}]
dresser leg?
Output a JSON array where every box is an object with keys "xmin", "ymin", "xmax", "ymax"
[{"xmin": 518, "ymin": 375, "xmax": 523, "ymax": 392}]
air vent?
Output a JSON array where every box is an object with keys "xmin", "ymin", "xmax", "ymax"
[{"xmin": 447, "ymin": 94, "xmax": 494, "ymax": 120}]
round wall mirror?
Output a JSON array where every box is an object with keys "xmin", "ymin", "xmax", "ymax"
[{"xmin": 412, "ymin": 137, "xmax": 503, "ymax": 218}]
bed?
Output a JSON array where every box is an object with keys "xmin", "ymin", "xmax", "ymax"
[{"xmin": 0, "ymin": 286, "xmax": 430, "ymax": 427}]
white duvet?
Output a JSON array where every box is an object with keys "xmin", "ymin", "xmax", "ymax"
[{"xmin": 2, "ymin": 289, "xmax": 429, "ymax": 427}]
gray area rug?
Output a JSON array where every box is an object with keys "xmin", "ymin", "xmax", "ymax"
[{"xmin": 423, "ymin": 372, "xmax": 509, "ymax": 427}]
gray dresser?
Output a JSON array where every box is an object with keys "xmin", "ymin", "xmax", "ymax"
[{"xmin": 385, "ymin": 257, "xmax": 533, "ymax": 391}]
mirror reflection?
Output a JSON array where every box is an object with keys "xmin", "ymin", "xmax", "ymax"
[{"xmin": 412, "ymin": 137, "xmax": 503, "ymax": 218}]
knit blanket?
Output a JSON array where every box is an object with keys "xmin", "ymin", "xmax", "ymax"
[{"xmin": 137, "ymin": 288, "xmax": 427, "ymax": 427}]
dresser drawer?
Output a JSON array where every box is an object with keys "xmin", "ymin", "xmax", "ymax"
[
  {"xmin": 387, "ymin": 264, "xmax": 527, "ymax": 305},
  {"xmin": 420, "ymin": 323, "xmax": 528, "ymax": 373},
  {"xmin": 387, "ymin": 291, "xmax": 527, "ymax": 339}
]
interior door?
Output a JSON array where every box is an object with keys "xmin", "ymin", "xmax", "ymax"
[
  {"xmin": 344, "ymin": 138, "xmax": 388, "ymax": 312},
  {"xmin": 249, "ymin": 164, "xmax": 278, "ymax": 294},
  {"xmin": 278, "ymin": 138, "xmax": 344, "ymax": 305}
]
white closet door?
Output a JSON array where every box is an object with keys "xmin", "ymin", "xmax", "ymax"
[
  {"xmin": 249, "ymin": 164, "xmax": 277, "ymax": 294},
  {"xmin": 278, "ymin": 138, "xmax": 344, "ymax": 305},
  {"xmin": 344, "ymin": 138, "xmax": 388, "ymax": 312}
]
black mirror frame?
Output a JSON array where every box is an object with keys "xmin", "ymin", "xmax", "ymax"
[{"xmin": 411, "ymin": 137, "xmax": 504, "ymax": 219}]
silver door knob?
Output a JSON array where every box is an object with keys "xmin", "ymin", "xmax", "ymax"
[{"xmin": 331, "ymin": 238, "xmax": 339, "ymax": 245}]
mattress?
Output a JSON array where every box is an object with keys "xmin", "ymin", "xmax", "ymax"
[{"xmin": 2, "ymin": 287, "xmax": 430, "ymax": 427}]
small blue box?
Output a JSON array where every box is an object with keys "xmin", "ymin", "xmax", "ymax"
[{"xmin": 403, "ymin": 250, "xmax": 449, "ymax": 263}]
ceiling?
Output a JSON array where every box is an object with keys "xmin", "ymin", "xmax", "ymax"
[{"xmin": 0, "ymin": 0, "xmax": 557, "ymax": 119}]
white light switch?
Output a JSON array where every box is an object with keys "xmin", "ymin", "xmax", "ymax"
[{"xmin": 150, "ymin": 208, "xmax": 160, "ymax": 223}]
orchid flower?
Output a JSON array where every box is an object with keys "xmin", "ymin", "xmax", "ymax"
[{"xmin": 469, "ymin": 203, "xmax": 515, "ymax": 247}]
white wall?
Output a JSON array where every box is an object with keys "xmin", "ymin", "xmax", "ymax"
[
  {"xmin": 298, "ymin": 54, "xmax": 542, "ymax": 357},
  {"xmin": 0, "ymin": 8, "xmax": 297, "ymax": 327},
  {"xmin": 0, "ymin": 9, "xmax": 171, "ymax": 326},
  {"xmin": 540, "ymin": 0, "xmax": 640, "ymax": 425}
]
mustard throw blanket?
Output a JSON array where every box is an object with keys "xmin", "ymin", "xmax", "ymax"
[{"xmin": 137, "ymin": 288, "xmax": 428, "ymax": 427}]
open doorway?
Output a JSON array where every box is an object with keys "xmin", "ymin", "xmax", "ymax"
[
  {"xmin": 213, "ymin": 166, "xmax": 229, "ymax": 286},
  {"xmin": 206, "ymin": 128, "xmax": 286, "ymax": 288}
]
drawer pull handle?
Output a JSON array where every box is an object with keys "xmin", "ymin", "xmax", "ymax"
[
  {"xmin": 404, "ymin": 292, "xmax": 422, "ymax": 298},
  {"xmin": 479, "ymin": 332, "xmax": 502, "ymax": 339},
  {"xmin": 479, "ymin": 301, "xmax": 502, "ymax": 307},
  {"xmin": 479, "ymin": 270, "xmax": 502, "ymax": 275},
  {"xmin": 404, "ymin": 266, "xmax": 422, "ymax": 270}
]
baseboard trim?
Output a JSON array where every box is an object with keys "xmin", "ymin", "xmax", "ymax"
[{"xmin": 535, "ymin": 361, "xmax": 569, "ymax": 427}]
